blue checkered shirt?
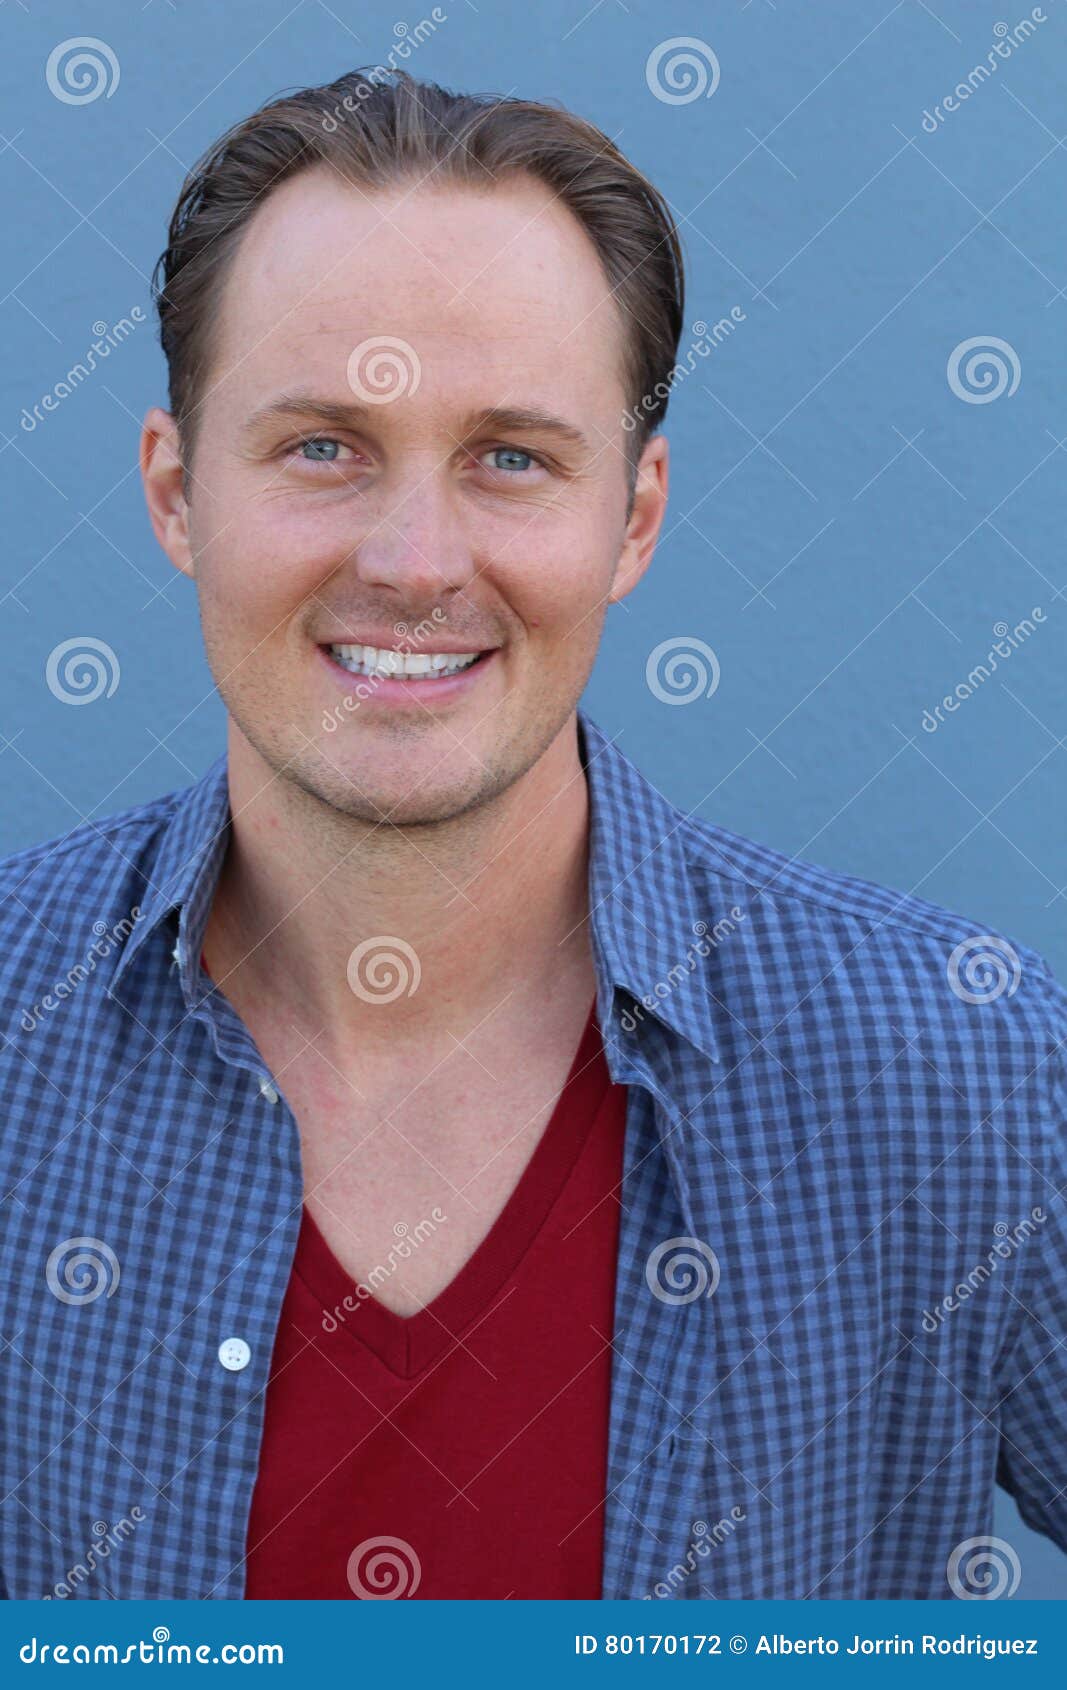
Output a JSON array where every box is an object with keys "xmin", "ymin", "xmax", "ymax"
[{"xmin": 1, "ymin": 709, "xmax": 1065, "ymax": 1599}]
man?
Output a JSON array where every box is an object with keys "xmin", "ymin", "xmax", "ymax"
[{"xmin": 0, "ymin": 68, "xmax": 1064, "ymax": 1602}]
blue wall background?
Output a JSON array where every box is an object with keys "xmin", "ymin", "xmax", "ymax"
[{"xmin": 0, "ymin": 0, "xmax": 1063, "ymax": 1597}]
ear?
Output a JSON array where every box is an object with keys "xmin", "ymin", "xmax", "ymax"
[
  {"xmin": 140, "ymin": 406, "xmax": 194, "ymax": 579},
  {"xmin": 609, "ymin": 432, "xmax": 669, "ymax": 604}
]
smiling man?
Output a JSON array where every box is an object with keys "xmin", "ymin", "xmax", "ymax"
[{"xmin": 1, "ymin": 68, "xmax": 1065, "ymax": 1603}]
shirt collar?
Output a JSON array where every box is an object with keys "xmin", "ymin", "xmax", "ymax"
[
  {"xmin": 107, "ymin": 749, "xmax": 230, "ymax": 1008},
  {"xmin": 578, "ymin": 711, "xmax": 721, "ymax": 1066},
  {"xmin": 109, "ymin": 712, "xmax": 721, "ymax": 1066}
]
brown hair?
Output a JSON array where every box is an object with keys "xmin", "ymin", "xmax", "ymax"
[{"xmin": 150, "ymin": 67, "xmax": 686, "ymax": 514}]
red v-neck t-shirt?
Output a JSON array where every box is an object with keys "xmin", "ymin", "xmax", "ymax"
[{"xmin": 237, "ymin": 990, "xmax": 629, "ymax": 1599}]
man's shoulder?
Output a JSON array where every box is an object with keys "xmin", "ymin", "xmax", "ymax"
[
  {"xmin": 586, "ymin": 716, "xmax": 1063, "ymax": 1051},
  {"xmin": 675, "ymin": 804, "xmax": 1065, "ymax": 1046},
  {"xmin": 0, "ymin": 784, "xmax": 183, "ymax": 909},
  {"xmin": 685, "ymin": 804, "xmax": 1040, "ymax": 951},
  {"xmin": 0, "ymin": 781, "xmax": 190, "ymax": 996}
]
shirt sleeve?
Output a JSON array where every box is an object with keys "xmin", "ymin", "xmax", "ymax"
[{"xmin": 993, "ymin": 965, "xmax": 1067, "ymax": 1555}]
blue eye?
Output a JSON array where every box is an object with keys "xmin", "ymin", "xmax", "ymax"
[
  {"xmin": 298, "ymin": 437, "xmax": 342, "ymax": 461},
  {"xmin": 486, "ymin": 447, "xmax": 535, "ymax": 474}
]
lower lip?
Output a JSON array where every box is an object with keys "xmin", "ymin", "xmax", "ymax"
[{"xmin": 317, "ymin": 644, "xmax": 497, "ymax": 705}]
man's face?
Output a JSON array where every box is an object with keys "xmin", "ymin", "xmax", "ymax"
[{"xmin": 167, "ymin": 165, "xmax": 663, "ymax": 824}]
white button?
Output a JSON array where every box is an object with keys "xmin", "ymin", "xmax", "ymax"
[
  {"xmin": 218, "ymin": 1336, "xmax": 251, "ymax": 1372},
  {"xmin": 170, "ymin": 940, "xmax": 182, "ymax": 968},
  {"xmin": 258, "ymin": 1075, "xmax": 279, "ymax": 1104}
]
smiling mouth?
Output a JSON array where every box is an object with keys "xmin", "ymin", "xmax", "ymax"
[{"xmin": 323, "ymin": 642, "xmax": 489, "ymax": 681}]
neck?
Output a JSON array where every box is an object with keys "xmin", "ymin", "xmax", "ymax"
[{"xmin": 202, "ymin": 713, "xmax": 597, "ymax": 1057}]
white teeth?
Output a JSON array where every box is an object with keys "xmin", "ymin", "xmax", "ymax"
[{"xmin": 328, "ymin": 642, "xmax": 481, "ymax": 680}]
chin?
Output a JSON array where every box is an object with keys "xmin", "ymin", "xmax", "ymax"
[{"xmin": 309, "ymin": 749, "xmax": 491, "ymax": 828}]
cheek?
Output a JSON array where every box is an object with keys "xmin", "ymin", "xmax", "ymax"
[
  {"xmin": 196, "ymin": 509, "xmax": 340, "ymax": 631},
  {"xmin": 508, "ymin": 575, "xmax": 609, "ymax": 690},
  {"xmin": 503, "ymin": 538, "xmax": 615, "ymax": 641}
]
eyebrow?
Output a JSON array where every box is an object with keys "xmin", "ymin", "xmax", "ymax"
[{"xmin": 243, "ymin": 391, "xmax": 594, "ymax": 456}]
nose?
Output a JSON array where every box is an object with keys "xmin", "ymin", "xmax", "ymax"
[{"xmin": 349, "ymin": 468, "xmax": 477, "ymax": 605}]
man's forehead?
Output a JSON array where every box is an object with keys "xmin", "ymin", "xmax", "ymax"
[{"xmin": 221, "ymin": 168, "xmax": 622, "ymax": 359}]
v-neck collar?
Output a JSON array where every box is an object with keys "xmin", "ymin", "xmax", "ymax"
[{"xmin": 295, "ymin": 995, "xmax": 609, "ymax": 1377}]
